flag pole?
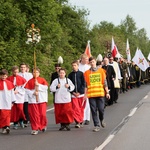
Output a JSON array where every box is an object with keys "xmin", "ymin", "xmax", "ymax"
[{"xmin": 26, "ymin": 24, "xmax": 41, "ymax": 102}]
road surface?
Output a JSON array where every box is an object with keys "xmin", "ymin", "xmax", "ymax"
[{"xmin": 0, "ymin": 83, "xmax": 149, "ymax": 150}]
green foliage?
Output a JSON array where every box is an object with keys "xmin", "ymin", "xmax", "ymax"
[
  {"xmin": 0, "ymin": 1, "xmax": 150, "ymax": 106},
  {"xmin": 89, "ymin": 15, "xmax": 150, "ymax": 59}
]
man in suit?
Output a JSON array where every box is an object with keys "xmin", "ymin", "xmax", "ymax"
[
  {"xmin": 50, "ymin": 63, "xmax": 61, "ymax": 103},
  {"xmin": 50, "ymin": 63, "xmax": 61, "ymax": 84},
  {"xmin": 102, "ymin": 57, "xmax": 116, "ymax": 105},
  {"xmin": 119, "ymin": 57, "xmax": 129, "ymax": 93}
]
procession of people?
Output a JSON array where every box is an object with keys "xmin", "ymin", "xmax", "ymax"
[{"xmin": 0, "ymin": 53, "xmax": 150, "ymax": 135}]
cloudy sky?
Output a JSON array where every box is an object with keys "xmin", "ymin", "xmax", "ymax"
[{"xmin": 69, "ymin": 0, "xmax": 150, "ymax": 38}]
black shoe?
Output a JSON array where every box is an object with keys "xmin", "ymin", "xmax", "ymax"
[
  {"xmin": 24, "ymin": 121, "xmax": 29, "ymax": 127},
  {"xmin": 84, "ymin": 120, "xmax": 90, "ymax": 125},
  {"xmin": 75, "ymin": 123, "xmax": 80, "ymax": 128},
  {"xmin": 100, "ymin": 120, "xmax": 106, "ymax": 128},
  {"xmin": 59, "ymin": 126, "xmax": 65, "ymax": 131},
  {"xmin": 108, "ymin": 102, "xmax": 113, "ymax": 106},
  {"xmin": 42, "ymin": 127, "xmax": 47, "ymax": 132},
  {"xmin": 80, "ymin": 122, "xmax": 84, "ymax": 127},
  {"xmin": 6, "ymin": 127, "xmax": 10, "ymax": 134},
  {"xmin": 65, "ymin": 125, "xmax": 71, "ymax": 131}
]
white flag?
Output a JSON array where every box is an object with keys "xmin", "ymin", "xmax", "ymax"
[
  {"xmin": 148, "ymin": 53, "xmax": 150, "ymax": 61},
  {"xmin": 132, "ymin": 49, "xmax": 149, "ymax": 71},
  {"xmin": 126, "ymin": 39, "xmax": 131, "ymax": 62}
]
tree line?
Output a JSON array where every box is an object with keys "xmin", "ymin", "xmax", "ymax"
[{"xmin": 0, "ymin": 0, "xmax": 150, "ymax": 82}]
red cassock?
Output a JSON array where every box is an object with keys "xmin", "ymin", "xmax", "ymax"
[
  {"xmin": 11, "ymin": 104, "xmax": 26, "ymax": 122},
  {"xmin": 72, "ymin": 97, "xmax": 85, "ymax": 123},
  {"xmin": 24, "ymin": 77, "xmax": 48, "ymax": 90},
  {"xmin": 7, "ymin": 75, "xmax": 26, "ymax": 86},
  {"xmin": 0, "ymin": 79, "xmax": 14, "ymax": 128},
  {"xmin": 25, "ymin": 77, "xmax": 48, "ymax": 131},
  {"xmin": 0, "ymin": 110, "xmax": 11, "ymax": 128},
  {"xmin": 28, "ymin": 103, "xmax": 47, "ymax": 130},
  {"xmin": 0, "ymin": 79, "xmax": 14, "ymax": 90},
  {"xmin": 7, "ymin": 75, "xmax": 27, "ymax": 122},
  {"xmin": 54, "ymin": 103, "xmax": 74, "ymax": 124}
]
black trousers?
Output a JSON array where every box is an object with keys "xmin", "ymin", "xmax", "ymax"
[
  {"xmin": 89, "ymin": 97, "xmax": 105, "ymax": 127},
  {"xmin": 114, "ymin": 88, "xmax": 119, "ymax": 102},
  {"xmin": 23, "ymin": 102, "xmax": 30, "ymax": 123},
  {"xmin": 108, "ymin": 87, "xmax": 115, "ymax": 105}
]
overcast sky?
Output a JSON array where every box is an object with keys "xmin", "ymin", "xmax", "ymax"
[{"xmin": 69, "ymin": 0, "xmax": 150, "ymax": 38}]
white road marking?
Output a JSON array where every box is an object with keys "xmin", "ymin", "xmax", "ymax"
[
  {"xmin": 95, "ymin": 92, "xmax": 150, "ymax": 150},
  {"xmin": 128, "ymin": 108, "xmax": 137, "ymax": 117},
  {"xmin": 95, "ymin": 135, "xmax": 115, "ymax": 150},
  {"xmin": 46, "ymin": 107, "xmax": 54, "ymax": 112},
  {"xmin": 144, "ymin": 95, "xmax": 148, "ymax": 99}
]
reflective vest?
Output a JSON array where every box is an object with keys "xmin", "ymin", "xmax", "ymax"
[{"xmin": 84, "ymin": 68, "xmax": 106, "ymax": 98}]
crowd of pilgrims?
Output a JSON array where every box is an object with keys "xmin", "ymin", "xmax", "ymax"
[{"xmin": 0, "ymin": 54, "xmax": 150, "ymax": 135}]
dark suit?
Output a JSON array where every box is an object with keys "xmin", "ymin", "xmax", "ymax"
[
  {"xmin": 50, "ymin": 72, "xmax": 59, "ymax": 84},
  {"xmin": 119, "ymin": 61, "xmax": 128, "ymax": 92},
  {"xmin": 102, "ymin": 65, "xmax": 116, "ymax": 105}
]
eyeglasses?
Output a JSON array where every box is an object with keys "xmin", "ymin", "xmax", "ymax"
[{"xmin": 55, "ymin": 67, "xmax": 60, "ymax": 69}]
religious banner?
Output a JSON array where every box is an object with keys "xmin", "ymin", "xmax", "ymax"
[
  {"xmin": 132, "ymin": 49, "xmax": 149, "ymax": 71},
  {"xmin": 111, "ymin": 37, "xmax": 118, "ymax": 58},
  {"xmin": 84, "ymin": 40, "xmax": 91, "ymax": 58},
  {"xmin": 126, "ymin": 39, "xmax": 131, "ymax": 62}
]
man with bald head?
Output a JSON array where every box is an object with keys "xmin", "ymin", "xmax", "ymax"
[
  {"xmin": 102, "ymin": 57, "xmax": 116, "ymax": 105},
  {"xmin": 109, "ymin": 56, "xmax": 122, "ymax": 103}
]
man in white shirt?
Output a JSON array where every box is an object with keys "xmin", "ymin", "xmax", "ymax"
[
  {"xmin": 109, "ymin": 57, "xmax": 122, "ymax": 103},
  {"xmin": 79, "ymin": 54, "xmax": 91, "ymax": 125},
  {"xmin": 18, "ymin": 63, "xmax": 33, "ymax": 127}
]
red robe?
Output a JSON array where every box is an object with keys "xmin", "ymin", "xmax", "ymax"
[
  {"xmin": 24, "ymin": 77, "xmax": 48, "ymax": 90},
  {"xmin": 7, "ymin": 75, "xmax": 27, "ymax": 122},
  {"xmin": 54, "ymin": 103, "xmax": 74, "ymax": 124},
  {"xmin": 7, "ymin": 75, "xmax": 26, "ymax": 86},
  {"xmin": 0, "ymin": 110, "xmax": 11, "ymax": 128},
  {"xmin": 0, "ymin": 79, "xmax": 14, "ymax": 90},
  {"xmin": 24, "ymin": 77, "xmax": 48, "ymax": 131},
  {"xmin": 72, "ymin": 97, "xmax": 85, "ymax": 123},
  {"xmin": 0, "ymin": 79, "xmax": 14, "ymax": 128}
]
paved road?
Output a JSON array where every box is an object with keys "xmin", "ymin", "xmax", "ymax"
[
  {"xmin": 100, "ymin": 88, "xmax": 150, "ymax": 150},
  {"xmin": 0, "ymin": 83, "xmax": 149, "ymax": 150}
]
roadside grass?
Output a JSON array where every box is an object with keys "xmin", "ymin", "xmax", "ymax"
[{"xmin": 48, "ymin": 91, "xmax": 53, "ymax": 105}]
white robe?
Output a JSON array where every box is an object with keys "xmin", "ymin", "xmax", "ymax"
[
  {"xmin": 14, "ymin": 86, "xmax": 25, "ymax": 103},
  {"xmin": 18, "ymin": 72, "xmax": 33, "ymax": 102},
  {"xmin": 18, "ymin": 72, "xmax": 33, "ymax": 81},
  {"xmin": 109, "ymin": 61, "xmax": 122, "ymax": 88},
  {"xmin": 79, "ymin": 63, "xmax": 91, "ymax": 121},
  {"xmin": 50, "ymin": 78, "xmax": 75, "ymax": 103},
  {"xmin": 13, "ymin": 77, "xmax": 25, "ymax": 104},
  {"xmin": 0, "ymin": 82, "xmax": 16, "ymax": 109},
  {"xmin": 79, "ymin": 63, "xmax": 91, "ymax": 73},
  {"xmin": 26, "ymin": 84, "xmax": 48, "ymax": 104}
]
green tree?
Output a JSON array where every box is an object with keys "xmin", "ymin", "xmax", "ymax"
[{"xmin": 0, "ymin": 0, "xmax": 26, "ymax": 71}]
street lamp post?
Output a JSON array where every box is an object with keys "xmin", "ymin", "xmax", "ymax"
[{"xmin": 26, "ymin": 24, "xmax": 41, "ymax": 102}]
